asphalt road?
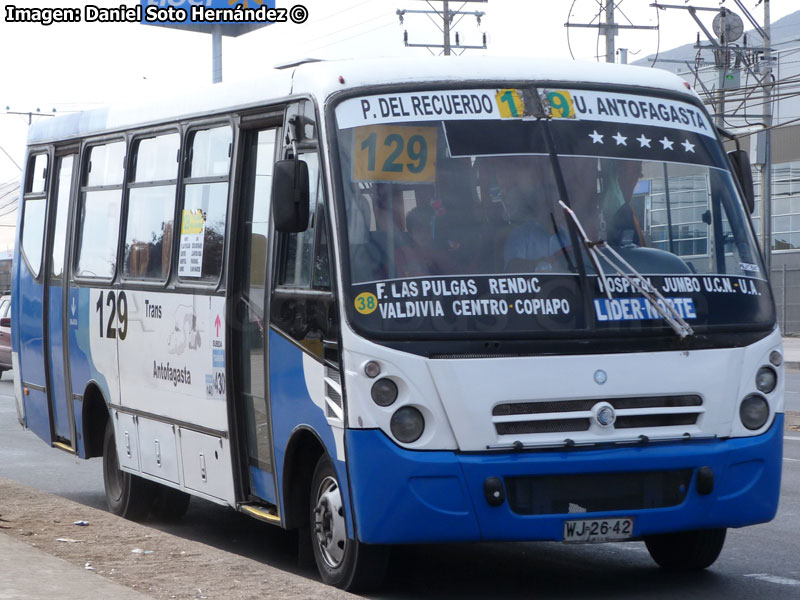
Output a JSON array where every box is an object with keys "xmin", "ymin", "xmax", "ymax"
[{"xmin": 1, "ymin": 372, "xmax": 799, "ymax": 599}]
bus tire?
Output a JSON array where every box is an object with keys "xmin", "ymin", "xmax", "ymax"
[
  {"xmin": 309, "ymin": 454, "xmax": 388, "ymax": 591},
  {"xmin": 102, "ymin": 419, "xmax": 155, "ymax": 521},
  {"xmin": 644, "ymin": 528, "xmax": 727, "ymax": 570},
  {"xmin": 151, "ymin": 485, "xmax": 191, "ymax": 521}
]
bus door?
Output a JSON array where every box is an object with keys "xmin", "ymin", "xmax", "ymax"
[
  {"xmin": 231, "ymin": 124, "xmax": 280, "ymax": 504},
  {"xmin": 267, "ymin": 101, "xmax": 342, "ymax": 524},
  {"xmin": 17, "ymin": 150, "xmax": 51, "ymax": 443},
  {"xmin": 44, "ymin": 150, "xmax": 78, "ymax": 449}
]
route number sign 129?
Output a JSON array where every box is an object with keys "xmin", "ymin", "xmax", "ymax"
[{"xmin": 353, "ymin": 125, "xmax": 437, "ymax": 183}]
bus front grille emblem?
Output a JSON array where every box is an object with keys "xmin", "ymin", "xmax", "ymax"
[{"xmin": 593, "ymin": 402, "xmax": 616, "ymax": 428}]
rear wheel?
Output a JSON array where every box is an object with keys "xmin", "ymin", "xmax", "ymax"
[
  {"xmin": 644, "ymin": 528, "xmax": 727, "ymax": 570},
  {"xmin": 102, "ymin": 419, "xmax": 155, "ymax": 521},
  {"xmin": 309, "ymin": 454, "xmax": 388, "ymax": 591}
]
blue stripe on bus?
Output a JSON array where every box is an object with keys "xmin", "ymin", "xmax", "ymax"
[
  {"xmin": 68, "ymin": 287, "xmax": 114, "ymax": 458},
  {"xmin": 268, "ymin": 331, "xmax": 354, "ymax": 534},
  {"xmin": 15, "ymin": 254, "xmax": 49, "ymax": 443}
]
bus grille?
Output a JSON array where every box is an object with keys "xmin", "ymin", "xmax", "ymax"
[
  {"xmin": 505, "ymin": 469, "xmax": 693, "ymax": 515},
  {"xmin": 492, "ymin": 395, "xmax": 702, "ymax": 436}
]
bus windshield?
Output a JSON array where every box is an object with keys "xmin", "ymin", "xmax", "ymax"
[{"xmin": 333, "ymin": 87, "xmax": 773, "ymax": 338}]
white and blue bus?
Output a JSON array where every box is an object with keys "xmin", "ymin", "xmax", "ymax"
[{"xmin": 12, "ymin": 57, "xmax": 783, "ymax": 590}]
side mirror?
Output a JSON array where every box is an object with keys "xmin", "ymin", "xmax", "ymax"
[
  {"xmin": 728, "ymin": 149, "xmax": 755, "ymax": 214},
  {"xmin": 272, "ymin": 159, "xmax": 310, "ymax": 233},
  {"xmin": 0, "ymin": 317, "xmax": 10, "ymax": 328}
]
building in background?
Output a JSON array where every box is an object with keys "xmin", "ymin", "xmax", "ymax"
[
  {"xmin": 0, "ymin": 179, "xmax": 18, "ymax": 293},
  {"xmin": 636, "ymin": 9, "xmax": 800, "ymax": 332}
]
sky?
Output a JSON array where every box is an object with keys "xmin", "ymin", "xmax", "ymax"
[{"xmin": 1, "ymin": 0, "xmax": 798, "ymax": 190}]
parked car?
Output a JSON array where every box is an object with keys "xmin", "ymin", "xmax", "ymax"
[{"xmin": 0, "ymin": 295, "xmax": 11, "ymax": 375}]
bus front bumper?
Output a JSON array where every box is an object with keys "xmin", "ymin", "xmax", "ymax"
[{"xmin": 345, "ymin": 415, "xmax": 783, "ymax": 544}]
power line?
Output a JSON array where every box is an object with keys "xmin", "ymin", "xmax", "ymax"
[
  {"xmin": 303, "ymin": 21, "xmax": 398, "ymax": 54},
  {"xmin": 0, "ymin": 144, "xmax": 21, "ymax": 172}
]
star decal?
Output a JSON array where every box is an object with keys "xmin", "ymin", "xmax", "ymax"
[
  {"xmin": 659, "ymin": 136, "xmax": 674, "ymax": 150},
  {"xmin": 612, "ymin": 132, "xmax": 627, "ymax": 146},
  {"xmin": 681, "ymin": 139, "xmax": 696, "ymax": 153},
  {"xmin": 589, "ymin": 130, "xmax": 604, "ymax": 144},
  {"xmin": 636, "ymin": 134, "xmax": 651, "ymax": 148}
]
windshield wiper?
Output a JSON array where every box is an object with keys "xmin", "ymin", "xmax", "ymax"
[{"xmin": 559, "ymin": 200, "xmax": 694, "ymax": 339}]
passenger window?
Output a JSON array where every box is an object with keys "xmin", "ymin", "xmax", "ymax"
[
  {"xmin": 190, "ymin": 127, "xmax": 232, "ymax": 178},
  {"xmin": 51, "ymin": 155, "xmax": 76, "ymax": 279},
  {"xmin": 123, "ymin": 133, "xmax": 179, "ymax": 280},
  {"xmin": 278, "ymin": 152, "xmax": 327, "ymax": 287},
  {"xmin": 21, "ymin": 152, "xmax": 49, "ymax": 277},
  {"xmin": 86, "ymin": 142, "xmax": 125, "ymax": 187},
  {"xmin": 76, "ymin": 142, "xmax": 125, "ymax": 279},
  {"xmin": 27, "ymin": 153, "xmax": 48, "ymax": 194},
  {"xmin": 178, "ymin": 125, "xmax": 232, "ymax": 282}
]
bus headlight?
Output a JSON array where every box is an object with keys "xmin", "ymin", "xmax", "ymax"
[
  {"xmin": 371, "ymin": 378, "xmax": 398, "ymax": 407},
  {"xmin": 740, "ymin": 394, "xmax": 769, "ymax": 430},
  {"xmin": 390, "ymin": 406, "xmax": 425, "ymax": 443},
  {"xmin": 755, "ymin": 366, "xmax": 777, "ymax": 394}
]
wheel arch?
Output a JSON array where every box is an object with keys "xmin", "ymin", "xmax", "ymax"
[
  {"xmin": 81, "ymin": 381, "xmax": 109, "ymax": 459},
  {"xmin": 282, "ymin": 426, "xmax": 327, "ymax": 530}
]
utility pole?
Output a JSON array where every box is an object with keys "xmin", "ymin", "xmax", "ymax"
[
  {"xmin": 716, "ymin": 10, "xmax": 728, "ymax": 128},
  {"xmin": 565, "ymin": 1, "xmax": 657, "ymax": 63},
  {"xmin": 761, "ymin": 0, "xmax": 773, "ymax": 271},
  {"xmin": 442, "ymin": 0, "xmax": 451, "ymax": 55},
  {"xmin": 605, "ymin": 0, "xmax": 616, "ymax": 63},
  {"xmin": 397, "ymin": 0, "xmax": 487, "ymax": 55}
]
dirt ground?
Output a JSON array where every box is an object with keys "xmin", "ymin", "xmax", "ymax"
[{"xmin": 0, "ymin": 477, "xmax": 354, "ymax": 600}]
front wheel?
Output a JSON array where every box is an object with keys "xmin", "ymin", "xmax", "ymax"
[
  {"xmin": 102, "ymin": 419, "xmax": 156, "ymax": 521},
  {"xmin": 309, "ymin": 454, "xmax": 388, "ymax": 591},
  {"xmin": 644, "ymin": 528, "xmax": 727, "ymax": 570}
]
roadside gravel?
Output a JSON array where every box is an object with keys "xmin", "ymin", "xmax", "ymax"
[{"xmin": 0, "ymin": 477, "xmax": 355, "ymax": 600}]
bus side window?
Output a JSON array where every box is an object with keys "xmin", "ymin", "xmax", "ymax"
[
  {"xmin": 312, "ymin": 202, "xmax": 331, "ymax": 289},
  {"xmin": 177, "ymin": 125, "xmax": 232, "ymax": 283},
  {"xmin": 123, "ymin": 133, "xmax": 179, "ymax": 280},
  {"xmin": 75, "ymin": 142, "xmax": 125, "ymax": 279},
  {"xmin": 277, "ymin": 152, "xmax": 327, "ymax": 288},
  {"xmin": 272, "ymin": 150, "xmax": 335, "ymax": 345},
  {"xmin": 20, "ymin": 152, "xmax": 49, "ymax": 277},
  {"xmin": 50, "ymin": 155, "xmax": 76, "ymax": 280}
]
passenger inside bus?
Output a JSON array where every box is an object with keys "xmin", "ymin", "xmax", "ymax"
[
  {"xmin": 433, "ymin": 161, "xmax": 484, "ymax": 272},
  {"xmin": 501, "ymin": 157, "xmax": 561, "ymax": 272},
  {"xmin": 395, "ymin": 205, "xmax": 451, "ymax": 277}
]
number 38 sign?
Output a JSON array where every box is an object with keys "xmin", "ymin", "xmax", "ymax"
[{"xmin": 353, "ymin": 125, "xmax": 437, "ymax": 183}]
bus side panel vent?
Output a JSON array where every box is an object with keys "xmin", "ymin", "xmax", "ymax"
[{"xmin": 324, "ymin": 366, "xmax": 343, "ymax": 418}]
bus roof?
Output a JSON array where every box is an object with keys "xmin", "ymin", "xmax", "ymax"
[{"xmin": 27, "ymin": 56, "xmax": 697, "ymax": 145}]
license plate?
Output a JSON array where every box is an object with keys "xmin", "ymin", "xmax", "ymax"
[{"xmin": 563, "ymin": 517, "xmax": 634, "ymax": 543}]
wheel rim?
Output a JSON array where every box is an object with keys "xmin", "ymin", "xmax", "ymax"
[
  {"xmin": 104, "ymin": 437, "xmax": 124, "ymax": 502},
  {"xmin": 313, "ymin": 475, "xmax": 346, "ymax": 569}
]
